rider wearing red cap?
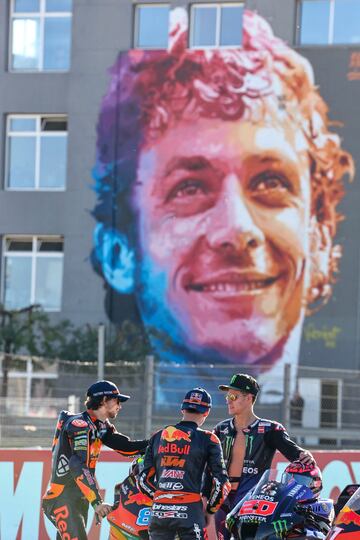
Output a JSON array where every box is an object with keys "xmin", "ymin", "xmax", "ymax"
[{"xmin": 42, "ymin": 380, "xmax": 148, "ymax": 540}]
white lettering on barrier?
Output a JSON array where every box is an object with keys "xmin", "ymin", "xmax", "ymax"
[
  {"xmin": 350, "ymin": 461, "xmax": 360, "ymax": 483},
  {"xmin": 0, "ymin": 461, "xmax": 43, "ymax": 540},
  {"xmin": 322, "ymin": 460, "xmax": 354, "ymax": 499},
  {"xmin": 3, "ymin": 454, "xmax": 360, "ymax": 539}
]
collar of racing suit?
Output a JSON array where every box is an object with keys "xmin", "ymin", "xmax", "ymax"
[{"xmin": 230, "ymin": 417, "xmax": 260, "ymax": 432}]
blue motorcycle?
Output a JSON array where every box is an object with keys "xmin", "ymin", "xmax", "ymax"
[{"xmin": 226, "ymin": 467, "xmax": 333, "ymax": 539}]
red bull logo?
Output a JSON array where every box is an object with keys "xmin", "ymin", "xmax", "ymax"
[
  {"xmin": 337, "ymin": 507, "xmax": 360, "ymax": 526},
  {"xmin": 158, "ymin": 443, "xmax": 190, "ymax": 454},
  {"xmin": 124, "ymin": 491, "xmax": 152, "ymax": 507},
  {"xmin": 161, "ymin": 426, "xmax": 191, "ymax": 443}
]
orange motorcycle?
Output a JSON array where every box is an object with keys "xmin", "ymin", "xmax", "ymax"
[
  {"xmin": 107, "ymin": 457, "xmax": 151, "ymax": 540},
  {"xmin": 327, "ymin": 484, "xmax": 360, "ymax": 539}
]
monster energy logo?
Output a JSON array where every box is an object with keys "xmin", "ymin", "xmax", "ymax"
[
  {"xmin": 245, "ymin": 434, "xmax": 254, "ymax": 453},
  {"xmin": 273, "ymin": 520, "xmax": 288, "ymax": 538},
  {"xmin": 225, "ymin": 436, "xmax": 233, "ymax": 458}
]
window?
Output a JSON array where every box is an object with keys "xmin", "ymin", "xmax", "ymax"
[
  {"xmin": 134, "ymin": 4, "xmax": 170, "ymax": 49},
  {"xmin": 2, "ymin": 236, "xmax": 64, "ymax": 311},
  {"xmin": 190, "ymin": 3, "xmax": 243, "ymax": 48},
  {"xmin": 6, "ymin": 115, "xmax": 67, "ymax": 190},
  {"xmin": 298, "ymin": 0, "xmax": 360, "ymax": 45},
  {"xmin": 10, "ymin": 0, "xmax": 72, "ymax": 71}
]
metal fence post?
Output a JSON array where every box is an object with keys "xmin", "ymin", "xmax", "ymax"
[
  {"xmin": 282, "ymin": 363, "xmax": 291, "ymax": 428},
  {"xmin": 337, "ymin": 379, "xmax": 343, "ymax": 448},
  {"xmin": 97, "ymin": 323, "xmax": 105, "ymax": 380},
  {"xmin": 144, "ymin": 355, "xmax": 154, "ymax": 438},
  {"xmin": 25, "ymin": 358, "xmax": 33, "ymax": 416}
]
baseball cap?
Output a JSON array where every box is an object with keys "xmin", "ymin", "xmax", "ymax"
[
  {"xmin": 86, "ymin": 380, "xmax": 130, "ymax": 402},
  {"xmin": 182, "ymin": 387, "xmax": 212, "ymax": 413},
  {"xmin": 218, "ymin": 373, "xmax": 259, "ymax": 396}
]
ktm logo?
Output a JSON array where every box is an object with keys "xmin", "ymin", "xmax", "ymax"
[{"xmin": 161, "ymin": 456, "xmax": 185, "ymax": 467}]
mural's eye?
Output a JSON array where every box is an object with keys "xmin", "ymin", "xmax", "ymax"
[
  {"xmin": 169, "ymin": 179, "xmax": 206, "ymax": 200},
  {"xmin": 252, "ymin": 173, "xmax": 291, "ymax": 193}
]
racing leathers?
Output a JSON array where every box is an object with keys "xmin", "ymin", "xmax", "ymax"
[
  {"xmin": 203, "ymin": 417, "xmax": 307, "ymax": 540},
  {"xmin": 42, "ymin": 409, "xmax": 148, "ymax": 540},
  {"xmin": 139, "ymin": 420, "xmax": 231, "ymax": 540}
]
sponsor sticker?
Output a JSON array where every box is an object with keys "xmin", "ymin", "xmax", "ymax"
[
  {"xmin": 56, "ymin": 455, "xmax": 70, "ymax": 477},
  {"xmin": 160, "ymin": 456, "xmax": 185, "ymax": 467},
  {"xmin": 161, "ymin": 469, "xmax": 185, "ymax": 479},
  {"xmin": 158, "ymin": 482, "xmax": 184, "ymax": 490},
  {"xmin": 273, "ymin": 519, "xmax": 288, "ymax": 537},
  {"xmin": 161, "ymin": 427, "xmax": 191, "ymax": 443},
  {"xmin": 71, "ymin": 419, "xmax": 88, "ymax": 428},
  {"xmin": 239, "ymin": 499, "xmax": 278, "ymax": 516}
]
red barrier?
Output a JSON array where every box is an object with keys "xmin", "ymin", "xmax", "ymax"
[{"xmin": 1, "ymin": 449, "xmax": 360, "ymax": 540}]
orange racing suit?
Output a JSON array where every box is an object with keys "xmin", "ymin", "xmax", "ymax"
[{"xmin": 42, "ymin": 409, "xmax": 148, "ymax": 540}]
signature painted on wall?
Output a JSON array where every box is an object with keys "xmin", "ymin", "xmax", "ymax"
[
  {"xmin": 347, "ymin": 51, "xmax": 360, "ymax": 81},
  {"xmin": 304, "ymin": 324, "xmax": 342, "ymax": 349}
]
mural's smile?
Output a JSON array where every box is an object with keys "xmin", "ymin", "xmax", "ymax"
[{"xmin": 184, "ymin": 270, "xmax": 282, "ymax": 297}]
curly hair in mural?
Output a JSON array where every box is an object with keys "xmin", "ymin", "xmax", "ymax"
[{"xmin": 92, "ymin": 10, "xmax": 354, "ymax": 383}]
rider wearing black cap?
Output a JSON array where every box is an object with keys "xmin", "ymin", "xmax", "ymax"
[
  {"xmin": 42, "ymin": 380, "xmax": 148, "ymax": 540},
  {"xmin": 139, "ymin": 387, "xmax": 231, "ymax": 540},
  {"xmin": 202, "ymin": 373, "xmax": 316, "ymax": 540}
]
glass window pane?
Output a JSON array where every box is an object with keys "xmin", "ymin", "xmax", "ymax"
[
  {"xmin": 137, "ymin": 6, "xmax": 169, "ymax": 48},
  {"xmin": 46, "ymin": 0, "xmax": 72, "ymax": 12},
  {"xmin": 299, "ymin": 0, "xmax": 330, "ymax": 45},
  {"xmin": 43, "ymin": 17, "xmax": 71, "ymax": 70},
  {"xmin": 14, "ymin": 0, "xmax": 40, "ymax": 12},
  {"xmin": 220, "ymin": 5, "xmax": 243, "ymax": 46},
  {"xmin": 6, "ymin": 238, "xmax": 33, "ymax": 251},
  {"xmin": 4, "ymin": 256, "xmax": 32, "ymax": 309},
  {"xmin": 11, "ymin": 18, "xmax": 40, "ymax": 70},
  {"xmin": 192, "ymin": 6, "xmax": 217, "ymax": 47},
  {"xmin": 334, "ymin": 0, "xmax": 360, "ymax": 44},
  {"xmin": 41, "ymin": 117, "xmax": 67, "ymax": 131},
  {"xmin": 35, "ymin": 257, "xmax": 63, "ymax": 310},
  {"xmin": 8, "ymin": 136, "xmax": 36, "ymax": 188},
  {"xmin": 37, "ymin": 239, "xmax": 63, "ymax": 252},
  {"xmin": 10, "ymin": 118, "xmax": 36, "ymax": 131},
  {"xmin": 40, "ymin": 137, "xmax": 67, "ymax": 188}
]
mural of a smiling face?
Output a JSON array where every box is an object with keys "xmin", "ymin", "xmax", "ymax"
[{"xmin": 92, "ymin": 10, "xmax": 353, "ymax": 369}]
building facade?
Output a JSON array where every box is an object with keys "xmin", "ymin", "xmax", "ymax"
[{"xmin": 1, "ymin": 0, "xmax": 360, "ymax": 416}]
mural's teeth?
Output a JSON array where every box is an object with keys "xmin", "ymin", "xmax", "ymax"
[{"xmin": 200, "ymin": 280, "xmax": 272, "ymax": 292}]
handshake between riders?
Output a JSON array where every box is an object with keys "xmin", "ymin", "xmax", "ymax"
[{"xmin": 42, "ymin": 374, "xmax": 316, "ymax": 540}]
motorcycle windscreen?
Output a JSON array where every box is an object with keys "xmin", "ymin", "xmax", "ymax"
[
  {"xmin": 334, "ymin": 484, "xmax": 360, "ymax": 515},
  {"xmin": 333, "ymin": 486, "xmax": 360, "ymax": 534}
]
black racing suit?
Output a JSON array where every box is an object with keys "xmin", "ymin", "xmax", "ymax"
[
  {"xmin": 202, "ymin": 417, "xmax": 305, "ymax": 540},
  {"xmin": 139, "ymin": 420, "xmax": 231, "ymax": 540},
  {"xmin": 42, "ymin": 410, "xmax": 148, "ymax": 540}
]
